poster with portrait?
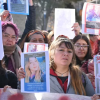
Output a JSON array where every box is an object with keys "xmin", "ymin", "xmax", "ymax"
[
  {"xmin": 24, "ymin": 43, "xmax": 48, "ymax": 53},
  {"xmin": 82, "ymin": 2, "xmax": 100, "ymax": 35},
  {"xmin": 94, "ymin": 55, "xmax": 100, "ymax": 95},
  {"xmin": 21, "ymin": 51, "xmax": 50, "ymax": 93},
  {"xmin": 7, "ymin": 0, "xmax": 29, "ymax": 15}
]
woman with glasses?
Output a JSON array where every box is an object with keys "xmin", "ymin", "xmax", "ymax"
[
  {"xmin": 73, "ymin": 34, "xmax": 95, "ymax": 89},
  {"xmin": 1, "ymin": 21, "xmax": 21, "ymax": 77}
]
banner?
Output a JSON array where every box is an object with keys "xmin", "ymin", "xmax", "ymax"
[{"xmin": 0, "ymin": 88, "xmax": 92, "ymax": 100}]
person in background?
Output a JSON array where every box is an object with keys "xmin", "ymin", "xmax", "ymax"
[
  {"xmin": 18, "ymin": 30, "xmax": 48, "ymax": 51},
  {"xmin": 1, "ymin": 21, "xmax": 21, "ymax": 77},
  {"xmin": 47, "ymin": 30, "xmax": 54, "ymax": 47},
  {"xmin": 89, "ymin": 34, "xmax": 100, "ymax": 55},
  {"xmin": 73, "ymin": 34, "xmax": 95, "ymax": 89}
]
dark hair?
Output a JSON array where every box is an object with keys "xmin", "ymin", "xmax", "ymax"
[
  {"xmin": 73, "ymin": 34, "xmax": 93, "ymax": 66},
  {"xmin": 0, "ymin": 60, "xmax": 6, "ymax": 75},
  {"xmin": 18, "ymin": 30, "xmax": 48, "ymax": 51}
]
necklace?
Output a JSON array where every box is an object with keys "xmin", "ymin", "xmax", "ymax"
[{"xmin": 55, "ymin": 69, "xmax": 69, "ymax": 77}]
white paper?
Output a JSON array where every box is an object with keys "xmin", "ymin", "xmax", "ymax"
[
  {"xmin": 24, "ymin": 43, "xmax": 48, "ymax": 53},
  {"xmin": 94, "ymin": 55, "xmax": 100, "ymax": 95},
  {"xmin": 21, "ymin": 51, "xmax": 50, "ymax": 93},
  {"xmin": 7, "ymin": 0, "xmax": 29, "ymax": 15},
  {"xmin": 0, "ymin": 18, "xmax": 4, "ymax": 60},
  {"xmin": 54, "ymin": 8, "xmax": 75, "ymax": 39},
  {"xmin": 82, "ymin": 2, "xmax": 100, "ymax": 35}
]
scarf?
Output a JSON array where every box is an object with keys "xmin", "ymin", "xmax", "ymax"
[{"xmin": 3, "ymin": 45, "xmax": 21, "ymax": 71}]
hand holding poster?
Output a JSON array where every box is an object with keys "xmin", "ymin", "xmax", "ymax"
[
  {"xmin": 94, "ymin": 55, "xmax": 100, "ymax": 95},
  {"xmin": 24, "ymin": 43, "xmax": 48, "ymax": 53},
  {"xmin": 21, "ymin": 51, "xmax": 50, "ymax": 93},
  {"xmin": 82, "ymin": 2, "xmax": 100, "ymax": 35},
  {"xmin": 54, "ymin": 8, "xmax": 75, "ymax": 39},
  {"xmin": 7, "ymin": 0, "xmax": 29, "ymax": 15}
]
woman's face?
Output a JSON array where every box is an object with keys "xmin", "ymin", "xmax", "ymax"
[
  {"xmin": 29, "ymin": 57, "xmax": 39, "ymax": 71},
  {"xmin": 2, "ymin": 27, "xmax": 16, "ymax": 46},
  {"xmin": 29, "ymin": 34, "xmax": 45, "ymax": 43},
  {"xmin": 89, "ymin": 35, "xmax": 98, "ymax": 42},
  {"xmin": 53, "ymin": 43, "xmax": 73, "ymax": 67},
  {"xmin": 74, "ymin": 39, "xmax": 88, "ymax": 61}
]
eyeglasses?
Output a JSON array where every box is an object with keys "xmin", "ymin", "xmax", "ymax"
[
  {"xmin": 3, "ymin": 34, "xmax": 16, "ymax": 41},
  {"xmin": 74, "ymin": 44, "xmax": 89, "ymax": 49}
]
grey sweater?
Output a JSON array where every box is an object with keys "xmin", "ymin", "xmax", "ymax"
[{"xmin": 50, "ymin": 73, "xmax": 95, "ymax": 96}]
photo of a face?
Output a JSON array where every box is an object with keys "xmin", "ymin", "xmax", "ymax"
[
  {"xmin": 29, "ymin": 57, "xmax": 39, "ymax": 71},
  {"xmin": 24, "ymin": 53, "xmax": 46, "ymax": 83},
  {"xmin": 27, "ymin": 44, "xmax": 45, "ymax": 52}
]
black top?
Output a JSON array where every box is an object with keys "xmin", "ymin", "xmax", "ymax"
[
  {"xmin": 58, "ymin": 76, "xmax": 68, "ymax": 83},
  {"xmin": 0, "ymin": 70, "xmax": 17, "ymax": 89}
]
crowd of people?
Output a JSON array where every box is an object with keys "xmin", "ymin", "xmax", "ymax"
[{"xmin": 0, "ymin": 0, "xmax": 100, "ymax": 100}]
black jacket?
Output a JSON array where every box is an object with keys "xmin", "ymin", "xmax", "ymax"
[{"xmin": 0, "ymin": 70, "xmax": 17, "ymax": 89}]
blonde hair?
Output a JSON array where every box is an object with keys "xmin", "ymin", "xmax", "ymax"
[
  {"xmin": 49, "ymin": 37, "xmax": 86, "ymax": 95},
  {"xmin": 25, "ymin": 57, "xmax": 41, "ymax": 82}
]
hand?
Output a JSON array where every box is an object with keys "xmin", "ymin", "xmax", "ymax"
[
  {"xmin": 88, "ymin": 59, "xmax": 94, "ymax": 75},
  {"xmin": 72, "ymin": 22, "xmax": 80, "ymax": 36},
  {"xmin": 29, "ymin": 0, "xmax": 33, "ymax": 6},
  {"xmin": 0, "ymin": 10, "xmax": 10, "ymax": 21},
  {"xmin": 18, "ymin": 67, "xmax": 25, "ymax": 81},
  {"xmin": 86, "ymin": 73, "xmax": 95, "ymax": 82},
  {"xmin": 3, "ymin": 85, "xmax": 11, "ymax": 92},
  {"xmin": 91, "ymin": 94, "xmax": 100, "ymax": 100}
]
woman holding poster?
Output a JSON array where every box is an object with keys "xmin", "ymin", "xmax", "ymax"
[
  {"xmin": 25, "ymin": 57, "xmax": 45, "ymax": 83},
  {"xmin": 18, "ymin": 37, "xmax": 94, "ymax": 96}
]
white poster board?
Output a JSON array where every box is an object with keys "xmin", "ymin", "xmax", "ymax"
[{"xmin": 54, "ymin": 8, "xmax": 75, "ymax": 39}]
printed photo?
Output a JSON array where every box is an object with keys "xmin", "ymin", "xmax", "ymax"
[{"xmin": 24, "ymin": 52, "xmax": 46, "ymax": 83}]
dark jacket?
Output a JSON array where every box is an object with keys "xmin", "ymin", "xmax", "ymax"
[
  {"xmin": 18, "ymin": 5, "xmax": 36, "ymax": 44},
  {"xmin": 0, "ymin": 70, "xmax": 17, "ymax": 89}
]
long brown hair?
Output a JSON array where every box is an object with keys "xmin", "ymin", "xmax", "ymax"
[{"xmin": 49, "ymin": 37, "xmax": 86, "ymax": 95}]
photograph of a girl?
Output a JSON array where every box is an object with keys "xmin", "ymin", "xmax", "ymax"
[{"xmin": 25, "ymin": 56, "xmax": 46, "ymax": 83}]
